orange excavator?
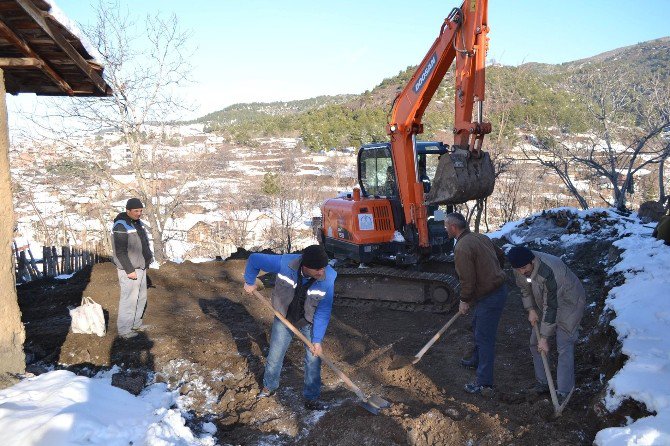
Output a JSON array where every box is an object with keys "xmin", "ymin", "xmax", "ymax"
[{"xmin": 315, "ymin": 0, "xmax": 495, "ymax": 309}]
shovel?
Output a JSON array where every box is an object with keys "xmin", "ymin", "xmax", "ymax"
[
  {"xmin": 251, "ymin": 290, "xmax": 391, "ymax": 415},
  {"xmin": 533, "ymin": 324, "xmax": 574, "ymax": 418},
  {"xmin": 388, "ymin": 312, "xmax": 460, "ymax": 371}
]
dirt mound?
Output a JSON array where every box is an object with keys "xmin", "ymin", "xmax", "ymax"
[{"xmin": 17, "ymin": 221, "xmax": 636, "ymax": 444}]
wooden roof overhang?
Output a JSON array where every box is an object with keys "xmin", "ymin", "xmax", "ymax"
[{"xmin": 0, "ymin": 0, "xmax": 110, "ymax": 96}]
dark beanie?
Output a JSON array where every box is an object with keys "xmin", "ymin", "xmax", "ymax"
[
  {"xmin": 126, "ymin": 198, "xmax": 144, "ymax": 209},
  {"xmin": 301, "ymin": 245, "xmax": 329, "ymax": 269},
  {"xmin": 506, "ymin": 246, "xmax": 535, "ymax": 268}
]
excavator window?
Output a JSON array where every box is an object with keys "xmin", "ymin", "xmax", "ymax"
[
  {"xmin": 359, "ymin": 146, "xmax": 397, "ymax": 198},
  {"xmin": 418, "ymin": 152, "xmax": 441, "ymax": 193}
]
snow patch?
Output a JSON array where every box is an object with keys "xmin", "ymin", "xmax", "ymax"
[{"xmin": 0, "ymin": 370, "xmax": 215, "ymax": 446}]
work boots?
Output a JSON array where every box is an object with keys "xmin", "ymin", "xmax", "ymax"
[
  {"xmin": 257, "ymin": 387, "xmax": 275, "ymax": 399},
  {"xmin": 463, "ymin": 383, "xmax": 493, "ymax": 397},
  {"xmin": 460, "ymin": 357, "xmax": 478, "ymax": 369},
  {"xmin": 304, "ymin": 399, "xmax": 328, "ymax": 411},
  {"xmin": 527, "ymin": 381, "xmax": 549, "ymax": 395}
]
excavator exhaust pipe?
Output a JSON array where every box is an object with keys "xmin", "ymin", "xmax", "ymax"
[{"xmin": 425, "ymin": 148, "xmax": 496, "ymax": 205}]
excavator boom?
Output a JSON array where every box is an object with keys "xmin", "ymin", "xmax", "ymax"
[{"xmin": 387, "ymin": 1, "xmax": 490, "ymax": 248}]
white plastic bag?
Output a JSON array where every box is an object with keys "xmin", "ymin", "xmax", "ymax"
[{"xmin": 70, "ymin": 296, "xmax": 106, "ymax": 337}]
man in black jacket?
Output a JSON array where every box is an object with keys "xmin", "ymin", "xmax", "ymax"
[{"xmin": 112, "ymin": 198, "xmax": 153, "ymax": 339}]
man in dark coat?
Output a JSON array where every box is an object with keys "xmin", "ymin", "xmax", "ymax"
[
  {"xmin": 445, "ymin": 212, "xmax": 507, "ymax": 396},
  {"xmin": 111, "ymin": 198, "xmax": 153, "ymax": 339}
]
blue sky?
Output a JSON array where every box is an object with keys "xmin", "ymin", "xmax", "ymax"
[{"xmin": 15, "ymin": 0, "xmax": 670, "ymax": 117}]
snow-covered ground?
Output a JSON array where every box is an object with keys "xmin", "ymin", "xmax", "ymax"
[
  {"xmin": 0, "ymin": 367, "xmax": 216, "ymax": 446},
  {"xmin": 492, "ymin": 208, "xmax": 670, "ymax": 445}
]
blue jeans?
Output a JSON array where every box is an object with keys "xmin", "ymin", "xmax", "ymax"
[
  {"xmin": 263, "ymin": 317, "xmax": 322, "ymax": 400},
  {"xmin": 472, "ymin": 284, "xmax": 507, "ymax": 386}
]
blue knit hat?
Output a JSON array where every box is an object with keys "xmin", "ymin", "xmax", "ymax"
[{"xmin": 506, "ymin": 246, "xmax": 535, "ymax": 268}]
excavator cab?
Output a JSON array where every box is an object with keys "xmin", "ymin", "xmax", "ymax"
[
  {"xmin": 318, "ymin": 141, "xmax": 453, "ymax": 266},
  {"xmin": 358, "ymin": 141, "xmax": 446, "ymax": 198},
  {"xmin": 358, "ymin": 145, "xmax": 397, "ymax": 199},
  {"xmin": 317, "ymin": 141, "xmax": 459, "ymax": 307}
]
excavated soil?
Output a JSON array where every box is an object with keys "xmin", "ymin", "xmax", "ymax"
[{"xmin": 17, "ymin": 226, "xmax": 641, "ymax": 445}]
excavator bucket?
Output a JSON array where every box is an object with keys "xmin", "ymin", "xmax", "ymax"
[{"xmin": 425, "ymin": 148, "xmax": 496, "ymax": 205}]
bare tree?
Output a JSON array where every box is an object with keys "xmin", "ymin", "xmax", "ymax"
[
  {"xmin": 18, "ymin": 1, "xmax": 196, "ymax": 262},
  {"xmin": 519, "ymin": 133, "xmax": 590, "ymax": 210},
  {"xmin": 493, "ymin": 164, "xmax": 523, "ymax": 223},
  {"xmin": 222, "ymin": 191, "xmax": 264, "ymax": 249},
  {"xmin": 659, "ymin": 140, "xmax": 670, "ymax": 206},
  {"xmin": 261, "ymin": 158, "xmax": 324, "ymax": 253},
  {"xmin": 470, "ymin": 64, "xmax": 521, "ymax": 231},
  {"xmin": 573, "ymin": 70, "xmax": 670, "ymax": 211}
]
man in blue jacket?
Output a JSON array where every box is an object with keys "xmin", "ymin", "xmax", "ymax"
[{"xmin": 243, "ymin": 245, "xmax": 336, "ymax": 410}]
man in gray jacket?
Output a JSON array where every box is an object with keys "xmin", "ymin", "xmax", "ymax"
[
  {"xmin": 507, "ymin": 246, "xmax": 585, "ymax": 403},
  {"xmin": 112, "ymin": 198, "xmax": 153, "ymax": 339}
]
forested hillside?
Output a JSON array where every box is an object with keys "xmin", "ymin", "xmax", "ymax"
[{"xmin": 198, "ymin": 37, "xmax": 670, "ymax": 152}]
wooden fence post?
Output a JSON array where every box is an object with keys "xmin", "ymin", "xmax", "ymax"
[
  {"xmin": 17, "ymin": 251, "xmax": 28, "ymax": 282},
  {"xmin": 42, "ymin": 246, "xmax": 48, "ymax": 277},
  {"xmin": 27, "ymin": 248, "xmax": 41, "ymax": 278},
  {"xmin": 51, "ymin": 246, "xmax": 59, "ymax": 276},
  {"xmin": 63, "ymin": 246, "xmax": 70, "ymax": 274}
]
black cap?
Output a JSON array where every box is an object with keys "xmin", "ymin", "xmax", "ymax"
[
  {"xmin": 126, "ymin": 198, "xmax": 144, "ymax": 210},
  {"xmin": 506, "ymin": 246, "xmax": 535, "ymax": 268},
  {"xmin": 301, "ymin": 245, "xmax": 329, "ymax": 269}
]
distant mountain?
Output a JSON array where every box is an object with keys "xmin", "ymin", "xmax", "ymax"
[
  {"xmin": 197, "ymin": 37, "xmax": 670, "ymax": 151},
  {"xmin": 198, "ymin": 95, "xmax": 356, "ymax": 128},
  {"xmin": 564, "ymin": 36, "xmax": 670, "ymax": 75}
]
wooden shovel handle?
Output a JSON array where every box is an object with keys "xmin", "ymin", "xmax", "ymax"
[
  {"xmin": 251, "ymin": 290, "xmax": 367, "ymax": 401},
  {"xmin": 533, "ymin": 324, "xmax": 560, "ymax": 412},
  {"xmin": 415, "ymin": 312, "xmax": 460, "ymax": 360}
]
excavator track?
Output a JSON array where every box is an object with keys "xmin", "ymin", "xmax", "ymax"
[
  {"xmin": 333, "ymin": 266, "xmax": 461, "ymax": 313},
  {"xmin": 334, "ymin": 296, "xmax": 452, "ymax": 313}
]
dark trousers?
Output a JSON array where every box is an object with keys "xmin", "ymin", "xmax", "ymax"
[{"xmin": 472, "ymin": 284, "xmax": 507, "ymax": 386}]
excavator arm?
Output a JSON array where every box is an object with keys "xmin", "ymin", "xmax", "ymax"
[{"xmin": 387, "ymin": 0, "xmax": 490, "ymax": 248}]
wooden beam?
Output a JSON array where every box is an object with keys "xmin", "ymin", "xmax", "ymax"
[
  {"xmin": 0, "ymin": 57, "xmax": 43, "ymax": 68},
  {"xmin": 15, "ymin": 0, "xmax": 109, "ymax": 95},
  {"xmin": 0, "ymin": 19, "xmax": 73, "ymax": 94}
]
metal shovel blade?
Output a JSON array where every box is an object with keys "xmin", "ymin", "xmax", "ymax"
[
  {"xmin": 357, "ymin": 400, "xmax": 381, "ymax": 415},
  {"xmin": 387, "ymin": 313, "xmax": 461, "ymax": 371},
  {"xmin": 357, "ymin": 395, "xmax": 392, "ymax": 415},
  {"xmin": 552, "ymin": 387, "xmax": 575, "ymax": 418},
  {"xmin": 387, "ymin": 354, "xmax": 419, "ymax": 371},
  {"xmin": 367, "ymin": 395, "xmax": 391, "ymax": 409}
]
